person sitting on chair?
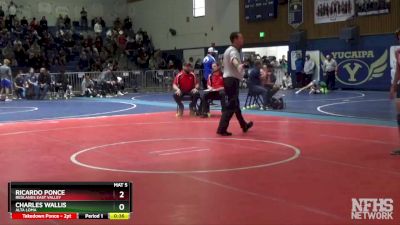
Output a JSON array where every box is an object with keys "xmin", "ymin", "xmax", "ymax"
[
  {"xmin": 81, "ymin": 74, "xmax": 96, "ymax": 97},
  {"xmin": 54, "ymin": 70, "xmax": 72, "ymax": 99},
  {"xmin": 282, "ymin": 72, "xmax": 293, "ymax": 90},
  {"xmin": 200, "ymin": 62, "xmax": 225, "ymax": 118},
  {"xmin": 112, "ymin": 73, "xmax": 125, "ymax": 96},
  {"xmin": 248, "ymin": 60, "xmax": 269, "ymax": 110},
  {"xmin": 98, "ymin": 65, "xmax": 116, "ymax": 97},
  {"xmin": 173, "ymin": 63, "xmax": 200, "ymax": 117},
  {"xmin": 14, "ymin": 70, "xmax": 27, "ymax": 99},
  {"xmin": 261, "ymin": 64, "xmax": 279, "ymax": 106}
]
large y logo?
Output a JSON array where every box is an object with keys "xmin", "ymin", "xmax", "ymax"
[{"xmin": 343, "ymin": 63, "xmax": 363, "ymax": 82}]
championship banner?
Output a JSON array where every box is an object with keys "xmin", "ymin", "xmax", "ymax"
[
  {"xmin": 356, "ymin": 0, "xmax": 390, "ymax": 16},
  {"xmin": 321, "ymin": 49, "xmax": 390, "ymax": 89},
  {"xmin": 288, "ymin": 0, "xmax": 303, "ymax": 28},
  {"xmin": 314, "ymin": 0, "xmax": 355, "ymax": 24}
]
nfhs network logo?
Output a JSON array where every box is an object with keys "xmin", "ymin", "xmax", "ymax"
[{"xmin": 351, "ymin": 198, "xmax": 394, "ymax": 220}]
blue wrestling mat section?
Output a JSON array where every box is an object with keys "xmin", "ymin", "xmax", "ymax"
[
  {"xmin": 0, "ymin": 90, "xmax": 395, "ymax": 126},
  {"xmin": 0, "ymin": 98, "xmax": 170, "ymax": 123}
]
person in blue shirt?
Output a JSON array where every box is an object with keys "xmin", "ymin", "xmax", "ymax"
[
  {"xmin": 202, "ymin": 47, "xmax": 217, "ymax": 89},
  {"xmin": 295, "ymin": 53, "xmax": 304, "ymax": 88}
]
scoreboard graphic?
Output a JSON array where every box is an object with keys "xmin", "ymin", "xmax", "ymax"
[
  {"xmin": 8, "ymin": 182, "xmax": 132, "ymax": 220},
  {"xmin": 245, "ymin": 0, "xmax": 278, "ymax": 22}
]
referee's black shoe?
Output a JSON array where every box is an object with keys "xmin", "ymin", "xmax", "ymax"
[
  {"xmin": 242, "ymin": 121, "xmax": 254, "ymax": 133},
  {"xmin": 391, "ymin": 150, "xmax": 400, "ymax": 156},
  {"xmin": 217, "ymin": 131, "xmax": 233, "ymax": 136}
]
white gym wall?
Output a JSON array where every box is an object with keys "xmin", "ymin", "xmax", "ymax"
[
  {"xmin": 0, "ymin": 0, "xmax": 128, "ymax": 26},
  {"xmin": 128, "ymin": 0, "xmax": 240, "ymax": 50}
]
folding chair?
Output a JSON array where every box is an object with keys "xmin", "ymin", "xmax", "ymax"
[{"xmin": 244, "ymin": 90, "xmax": 263, "ymax": 109}]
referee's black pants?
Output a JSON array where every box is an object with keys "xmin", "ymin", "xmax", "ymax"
[
  {"xmin": 325, "ymin": 71, "xmax": 336, "ymax": 90},
  {"xmin": 217, "ymin": 77, "xmax": 247, "ymax": 133}
]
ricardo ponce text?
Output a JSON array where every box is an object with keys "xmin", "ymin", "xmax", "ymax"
[{"xmin": 14, "ymin": 189, "xmax": 66, "ymax": 200}]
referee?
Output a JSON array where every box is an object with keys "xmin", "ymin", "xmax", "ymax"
[{"xmin": 217, "ymin": 32, "xmax": 253, "ymax": 136}]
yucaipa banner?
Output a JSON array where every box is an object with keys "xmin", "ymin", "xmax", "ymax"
[{"xmin": 321, "ymin": 49, "xmax": 390, "ymax": 89}]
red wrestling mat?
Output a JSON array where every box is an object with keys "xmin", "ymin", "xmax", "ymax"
[{"xmin": 0, "ymin": 112, "xmax": 399, "ymax": 225}]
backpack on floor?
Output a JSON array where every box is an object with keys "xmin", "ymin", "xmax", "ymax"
[{"xmin": 271, "ymin": 97, "xmax": 285, "ymax": 110}]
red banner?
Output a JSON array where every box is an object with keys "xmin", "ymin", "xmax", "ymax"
[{"xmin": 11, "ymin": 213, "xmax": 78, "ymax": 220}]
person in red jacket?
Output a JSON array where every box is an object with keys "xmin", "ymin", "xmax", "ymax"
[
  {"xmin": 173, "ymin": 63, "xmax": 200, "ymax": 117},
  {"xmin": 200, "ymin": 63, "xmax": 226, "ymax": 118},
  {"xmin": 390, "ymin": 28, "xmax": 400, "ymax": 155}
]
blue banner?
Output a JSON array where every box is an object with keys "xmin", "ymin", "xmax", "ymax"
[{"xmin": 320, "ymin": 49, "xmax": 390, "ymax": 90}]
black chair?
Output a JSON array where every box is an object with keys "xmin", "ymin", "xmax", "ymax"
[
  {"xmin": 244, "ymin": 92, "xmax": 263, "ymax": 109},
  {"xmin": 244, "ymin": 84, "xmax": 263, "ymax": 109}
]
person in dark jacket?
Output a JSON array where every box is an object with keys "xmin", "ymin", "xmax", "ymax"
[
  {"xmin": 248, "ymin": 60, "xmax": 269, "ymax": 110},
  {"xmin": 40, "ymin": 16, "xmax": 48, "ymax": 31},
  {"xmin": 38, "ymin": 68, "xmax": 51, "ymax": 100},
  {"xmin": 54, "ymin": 70, "xmax": 72, "ymax": 99},
  {"xmin": 27, "ymin": 68, "xmax": 39, "ymax": 100},
  {"xmin": 14, "ymin": 71, "xmax": 27, "ymax": 99},
  {"xmin": 295, "ymin": 53, "xmax": 304, "ymax": 88}
]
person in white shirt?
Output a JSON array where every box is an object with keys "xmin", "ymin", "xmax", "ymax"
[
  {"xmin": 8, "ymin": 1, "xmax": 17, "ymax": 23},
  {"xmin": 282, "ymin": 73, "xmax": 293, "ymax": 90},
  {"xmin": 94, "ymin": 20, "xmax": 102, "ymax": 35},
  {"xmin": 303, "ymin": 54, "xmax": 315, "ymax": 87},
  {"xmin": 322, "ymin": 54, "xmax": 338, "ymax": 90},
  {"xmin": 136, "ymin": 31, "xmax": 143, "ymax": 43},
  {"xmin": 217, "ymin": 32, "xmax": 253, "ymax": 136}
]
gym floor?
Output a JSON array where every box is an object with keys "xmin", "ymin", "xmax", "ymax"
[{"xmin": 0, "ymin": 89, "xmax": 398, "ymax": 225}]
